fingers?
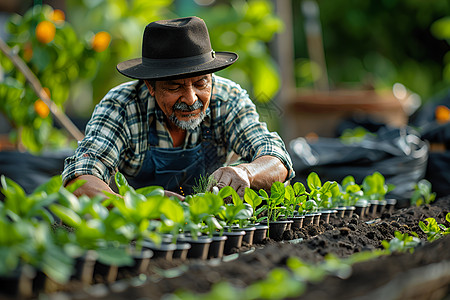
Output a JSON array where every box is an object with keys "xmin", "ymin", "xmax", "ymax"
[
  {"xmin": 211, "ymin": 166, "xmax": 250, "ymax": 197},
  {"xmin": 164, "ymin": 190, "xmax": 185, "ymax": 201}
]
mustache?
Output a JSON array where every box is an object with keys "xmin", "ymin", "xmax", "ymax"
[{"xmin": 173, "ymin": 101, "xmax": 203, "ymax": 112}]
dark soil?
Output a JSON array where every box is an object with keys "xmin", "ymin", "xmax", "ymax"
[{"xmin": 37, "ymin": 197, "xmax": 450, "ymax": 299}]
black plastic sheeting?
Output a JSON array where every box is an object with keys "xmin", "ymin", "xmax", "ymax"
[
  {"xmin": 289, "ymin": 126, "xmax": 429, "ymax": 207},
  {"xmin": 0, "ymin": 150, "xmax": 73, "ymax": 200}
]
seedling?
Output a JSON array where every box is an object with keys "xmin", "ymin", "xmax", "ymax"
[
  {"xmin": 410, "ymin": 179, "xmax": 436, "ymax": 206},
  {"xmin": 244, "ymin": 187, "xmax": 265, "ymax": 223},
  {"xmin": 418, "ymin": 213, "xmax": 450, "ymax": 242},
  {"xmin": 361, "ymin": 172, "xmax": 395, "ymax": 201},
  {"xmin": 257, "ymin": 182, "xmax": 285, "ymax": 223},
  {"xmin": 216, "ymin": 186, "xmax": 252, "ymax": 231},
  {"xmin": 381, "ymin": 231, "xmax": 421, "ymax": 253}
]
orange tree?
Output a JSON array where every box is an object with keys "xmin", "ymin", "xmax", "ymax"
[{"xmin": 0, "ymin": 5, "xmax": 111, "ymax": 153}]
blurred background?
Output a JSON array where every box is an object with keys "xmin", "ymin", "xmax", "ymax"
[
  {"xmin": 0, "ymin": 0, "xmax": 449, "ymax": 199},
  {"xmin": 0, "ymin": 0, "xmax": 449, "ymax": 152}
]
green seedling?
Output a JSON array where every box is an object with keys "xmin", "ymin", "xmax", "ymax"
[
  {"xmin": 419, "ymin": 213, "xmax": 450, "ymax": 242},
  {"xmin": 381, "ymin": 231, "xmax": 421, "ymax": 253},
  {"xmin": 410, "ymin": 179, "xmax": 436, "ymax": 206},
  {"xmin": 216, "ymin": 186, "xmax": 252, "ymax": 231},
  {"xmin": 0, "ymin": 175, "xmax": 62, "ymax": 223},
  {"xmin": 361, "ymin": 171, "xmax": 395, "ymax": 201},
  {"xmin": 258, "ymin": 181, "xmax": 285, "ymax": 223}
]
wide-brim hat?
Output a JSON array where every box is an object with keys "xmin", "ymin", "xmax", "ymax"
[{"xmin": 117, "ymin": 16, "xmax": 238, "ymax": 80}]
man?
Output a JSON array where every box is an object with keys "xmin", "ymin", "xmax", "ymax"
[{"xmin": 62, "ymin": 16, "xmax": 294, "ymax": 199}]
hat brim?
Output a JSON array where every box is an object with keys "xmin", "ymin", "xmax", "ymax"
[{"xmin": 116, "ymin": 51, "xmax": 238, "ymax": 80}]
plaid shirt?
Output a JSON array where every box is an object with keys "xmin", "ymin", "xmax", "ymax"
[{"xmin": 62, "ymin": 75, "xmax": 294, "ymax": 185}]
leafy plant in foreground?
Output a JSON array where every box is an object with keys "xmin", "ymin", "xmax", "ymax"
[
  {"xmin": 419, "ymin": 213, "xmax": 450, "ymax": 242},
  {"xmin": 381, "ymin": 231, "xmax": 421, "ymax": 254}
]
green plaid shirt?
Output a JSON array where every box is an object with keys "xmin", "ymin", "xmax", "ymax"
[{"xmin": 62, "ymin": 75, "xmax": 294, "ymax": 185}]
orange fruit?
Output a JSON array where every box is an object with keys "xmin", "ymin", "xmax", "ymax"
[
  {"xmin": 34, "ymin": 99, "xmax": 50, "ymax": 118},
  {"xmin": 435, "ymin": 105, "xmax": 450, "ymax": 124},
  {"xmin": 50, "ymin": 9, "xmax": 65, "ymax": 25},
  {"xmin": 92, "ymin": 31, "xmax": 111, "ymax": 52},
  {"xmin": 35, "ymin": 20, "xmax": 56, "ymax": 44}
]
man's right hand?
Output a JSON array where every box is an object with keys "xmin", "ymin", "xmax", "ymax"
[{"xmin": 65, "ymin": 174, "xmax": 117, "ymax": 199}]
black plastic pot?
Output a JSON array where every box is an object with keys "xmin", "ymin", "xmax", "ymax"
[
  {"xmin": 233, "ymin": 226, "xmax": 256, "ymax": 246},
  {"xmin": 119, "ymin": 249, "xmax": 153, "ymax": 275},
  {"xmin": 264, "ymin": 220, "xmax": 293, "ymax": 241},
  {"xmin": 178, "ymin": 236, "xmax": 212, "ymax": 260},
  {"xmin": 289, "ymin": 216, "xmax": 305, "ymax": 230},
  {"xmin": 222, "ymin": 230, "xmax": 245, "ymax": 255},
  {"xmin": 313, "ymin": 212, "xmax": 322, "ymax": 226},
  {"xmin": 303, "ymin": 214, "xmax": 314, "ymax": 226},
  {"xmin": 208, "ymin": 235, "xmax": 228, "ymax": 259},
  {"xmin": 336, "ymin": 207, "xmax": 347, "ymax": 218},
  {"xmin": 171, "ymin": 242, "xmax": 191, "ymax": 261},
  {"xmin": 385, "ymin": 198, "xmax": 397, "ymax": 214},
  {"xmin": 369, "ymin": 200, "xmax": 380, "ymax": 218},
  {"xmin": 0, "ymin": 265, "xmax": 35, "ymax": 298},
  {"xmin": 377, "ymin": 200, "xmax": 388, "ymax": 214},
  {"xmin": 354, "ymin": 204, "xmax": 366, "ymax": 218},
  {"xmin": 73, "ymin": 250, "xmax": 98, "ymax": 285},
  {"xmin": 319, "ymin": 210, "xmax": 334, "ymax": 224},
  {"xmin": 344, "ymin": 206, "xmax": 356, "ymax": 217},
  {"xmin": 142, "ymin": 241, "xmax": 176, "ymax": 261},
  {"xmin": 253, "ymin": 224, "xmax": 269, "ymax": 244}
]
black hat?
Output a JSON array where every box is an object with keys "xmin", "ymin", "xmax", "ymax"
[{"xmin": 117, "ymin": 16, "xmax": 238, "ymax": 80}]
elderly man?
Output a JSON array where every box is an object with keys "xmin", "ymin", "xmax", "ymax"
[{"xmin": 62, "ymin": 16, "xmax": 294, "ymax": 199}]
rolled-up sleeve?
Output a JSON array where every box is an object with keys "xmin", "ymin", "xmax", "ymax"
[
  {"xmin": 221, "ymin": 82, "xmax": 295, "ymax": 180},
  {"xmin": 62, "ymin": 98, "xmax": 128, "ymax": 185}
]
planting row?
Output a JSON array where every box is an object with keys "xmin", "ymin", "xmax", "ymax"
[{"xmin": 0, "ymin": 170, "xmax": 431, "ymax": 297}]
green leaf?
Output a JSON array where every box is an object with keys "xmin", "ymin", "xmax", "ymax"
[
  {"xmin": 218, "ymin": 186, "xmax": 233, "ymax": 199},
  {"xmin": 96, "ymin": 247, "xmax": 134, "ymax": 267},
  {"xmin": 307, "ymin": 172, "xmax": 321, "ymax": 192},
  {"xmin": 136, "ymin": 185, "xmax": 165, "ymax": 197},
  {"xmin": 32, "ymin": 175, "xmax": 62, "ymax": 195},
  {"xmin": 293, "ymin": 182, "xmax": 306, "ymax": 195},
  {"xmin": 49, "ymin": 204, "xmax": 82, "ymax": 228},
  {"xmin": 115, "ymin": 172, "xmax": 131, "ymax": 196},
  {"xmin": 161, "ymin": 199, "xmax": 185, "ymax": 224},
  {"xmin": 244, "ymin": 188, "xmax": 261, "ymax": 210},
  {"xmin": 65, "ymin": 179, "xmax": 87, "ymax": 194}
]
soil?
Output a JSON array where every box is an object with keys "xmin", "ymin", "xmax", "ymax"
[{"xmin": 55, "ymin": 196, "xmax": 450, "ymax": 300}]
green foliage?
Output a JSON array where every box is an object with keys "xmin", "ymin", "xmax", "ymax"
[
  {"xmin": 340, "ymin": 127, "xmax": 376, "ymax": 144},
  {"xmin": 293, "ymin": 0, "xmax": 450, "ymax": 100},
  {"xmin": 0, "ymin": 5, "xmax": 110, "ymax": 152},
  {"xmin": 361, "ymin": 172, "xmax": 395, "ymax": 201},
  {"xmin": 419, "ymin": 213, "xmax": 450, "ymax": 242},
  {"xmin": 381, "ymin": 231, "xmax": 421, "ymax": 254},
  {"xmin": 410, "ymin": 179, "xmax": 436, "ymax": 206},
  {"xmin": 196, "ymin": 0, "xmax": 283, "ymax": 103}
]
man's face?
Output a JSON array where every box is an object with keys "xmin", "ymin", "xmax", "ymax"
[{"xmin": 146, "ymin": 74, "xmax": 212, "ymax": 130}]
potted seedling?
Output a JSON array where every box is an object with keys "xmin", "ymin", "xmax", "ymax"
[
  {"xmin": 216, "ymin": 186, "xmax": 253, "ymax": 254},
  {"xmin": 361, "ymin": 172, "xmax": 395, "ymax": 217},
  {"xmin": 244, "ymin": 187, "xmax": 269, "ymax": 243},
  {"xmin": 338, "ymin": 176, "xmax": 364, "ymax": 218},
  {"xmin": 258, "ymin": 182, "xmax": 293, "ymax": 241},
  {"xmin": 282, "ymin": 183, "xmax": 307, "ymax": 230}
]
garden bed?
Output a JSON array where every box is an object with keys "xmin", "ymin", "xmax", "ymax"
[{"xmin": 50, "ymin": 196, "xmax": 450, "ymax": 300}]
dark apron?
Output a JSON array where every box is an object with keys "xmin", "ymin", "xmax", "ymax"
[{"xmin": 128, "ymin": 120, "xmax": 224, "ymax": 196}]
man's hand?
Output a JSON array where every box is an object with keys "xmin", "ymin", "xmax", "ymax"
[
  {"xmin": 209, "ymin": 155, "xmax": 289, "ymax": 199},
  {"xmin": 164, "ymin": 190, "xmax": 185, "ymax": 201},
  {"xmin": 210, "ymin": 166, "xmax": 251, "ymax": 197}
]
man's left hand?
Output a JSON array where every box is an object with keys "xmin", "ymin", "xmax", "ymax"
[{"xmin": 210, "ymin": 166, "xmax": 250, "ymax": 197}]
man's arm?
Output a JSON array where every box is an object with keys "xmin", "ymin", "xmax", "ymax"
[
  {"xmin": 65, "ymin": 175, "xmax": 115, "ymax": 198},
  {"xmin": 211, "ymin": 155, "xmax": 288, "ymax": 197},
  {"xmin": 66, "ymin": 174, "xmax": 186, "ymax": 201}
]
